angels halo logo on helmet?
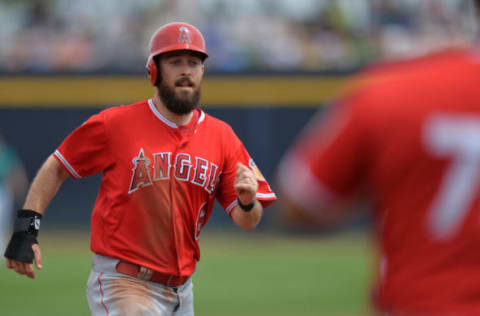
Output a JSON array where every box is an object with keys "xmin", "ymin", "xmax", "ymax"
[
  {"xmin": 146, "ymin": 22, "xmax": 208, "ymax": 85},
  {"xmin": 178, "ymin": 26, "xmax": 192, "ymax": 44}
]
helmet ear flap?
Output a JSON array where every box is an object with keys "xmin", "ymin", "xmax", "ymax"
[{"xmin": 146, "ymin": 57, "xmax": 158, "ymax": 86}]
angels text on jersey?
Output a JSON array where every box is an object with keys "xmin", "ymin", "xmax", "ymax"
[{"xmin": 129, "ymin": 148, "xmax": 221, "ymax": 194}]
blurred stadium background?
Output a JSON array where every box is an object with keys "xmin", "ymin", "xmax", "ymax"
[{"xmin": 0, "ymin": 0, "xmax": 476, "ymax": 315}]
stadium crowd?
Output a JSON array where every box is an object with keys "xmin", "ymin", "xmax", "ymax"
[{"xmin": 0, "ymin": 0, "xmax": 475, "ymax": 73}]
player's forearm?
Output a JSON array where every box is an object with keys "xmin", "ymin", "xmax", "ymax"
[
  {"xmin": 23, "ymin": 155, "xmax": 69, "ymax": 214},
  {"xmin": 231, "ymin": 200, "xmax": 263, "ymax": 230}
]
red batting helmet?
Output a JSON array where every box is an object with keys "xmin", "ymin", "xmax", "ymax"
[{"xmin": 146, "ymin": 22, "xmax": 208, "ymax": 85}]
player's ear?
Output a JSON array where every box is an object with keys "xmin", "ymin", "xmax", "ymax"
[{"xmin": 199, "ymin": 57, "xmax": 206, "ymax": 75}]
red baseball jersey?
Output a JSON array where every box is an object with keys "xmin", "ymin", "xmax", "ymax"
[
  {"xmin": 280, "ymin": 48, "xmax": 480, "ymax": 315},
  {"xmin": 54, "ymin": 99, "xmax": 276, "ymax": 277}
]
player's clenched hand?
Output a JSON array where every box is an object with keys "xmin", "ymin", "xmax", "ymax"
[
  {"xmin": 5, "ymin": 243, "xmax": 42, "ymax": 279},
  {"xmin": 234, "ymin": 162, "xmax": 258, "ymax": 205}
]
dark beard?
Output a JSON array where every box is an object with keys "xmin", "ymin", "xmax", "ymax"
[{"xmin": 158, "ymin": 83, "xmax": 201, "ymax": 115}]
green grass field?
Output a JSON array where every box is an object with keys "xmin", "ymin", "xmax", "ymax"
[{"xmin": 0, "ymin": 230, "xmax": 374, "ymax": 316}]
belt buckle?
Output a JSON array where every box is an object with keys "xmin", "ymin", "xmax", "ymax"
[{"xmin": 137, "ymin": 266, "xmax": 154, "ymax": 281}]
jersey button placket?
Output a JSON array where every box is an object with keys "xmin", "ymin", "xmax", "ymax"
[{"xmin": 170, "ymin": 132, "xmax": 184, "ymax": 277}]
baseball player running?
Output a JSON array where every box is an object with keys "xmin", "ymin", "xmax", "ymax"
[{"xmin": 4, "ymin": 22, "xmax": 276, "ymax": 315}]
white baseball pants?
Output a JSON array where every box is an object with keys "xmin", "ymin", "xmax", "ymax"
[{"xmin": 87, "ymin": 254, "xmax": 194, "ymax": 316}]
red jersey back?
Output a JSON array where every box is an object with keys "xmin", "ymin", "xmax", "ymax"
[
  {"xmin": 54, "ymin": 99, "xmax": 276, "ymax": 277},
  {"xmin": 281, "ymin": 47, "xmax": 480, "ymax": 315}
]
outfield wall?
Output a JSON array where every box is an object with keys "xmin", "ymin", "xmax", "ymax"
[{"xmin": 0, "ymin": 74, "xmax": 351, "ymax": 229}]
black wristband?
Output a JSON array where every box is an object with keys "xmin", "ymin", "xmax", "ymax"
[
  {"xmin": 237, "ymin": 198, "xmax": 255, "ymax": 212},
  {"xmin": 15, "ymin": 209, "xmax": 42, "ymax": 237},
  {"xmin": 4, "ymin": 209, "xmax": 42, "ymax": 263}
]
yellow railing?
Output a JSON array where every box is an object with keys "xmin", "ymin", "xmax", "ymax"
[{"xmin": 0, "ymin": 75, "xmax": 349, "ymax": 108}]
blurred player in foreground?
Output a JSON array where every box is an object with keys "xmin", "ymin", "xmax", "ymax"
[
  {"xmin": 278, "ymin": 1, "xmax": 480, "ymax": 315},
  {"xmin": 4, "ymin": 22, "xmax": 276, "ymax": 315},
  {"xmin": 0, "ymin": 134, "xmax": 27, "ymax": 254}
]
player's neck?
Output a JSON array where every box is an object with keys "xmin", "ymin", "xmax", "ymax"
[{"xmin": 152, "ymin": 95, "xmax": 194, "ymax": 126}]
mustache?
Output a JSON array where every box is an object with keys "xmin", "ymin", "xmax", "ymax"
[{"xmin": 175, "ymin": 77, "xmax": 194, "ymax": 86}]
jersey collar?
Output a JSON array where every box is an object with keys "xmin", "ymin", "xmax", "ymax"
[{"xmin": 148, "ymin": 98, "xmax": 205, "ymax": 129}]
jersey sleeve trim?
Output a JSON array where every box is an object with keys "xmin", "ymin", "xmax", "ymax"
[
  {"xmin": 256, "ymin": 192, "xmax": 276, "ymax": 199},
  {"xmin": 54, "ymin": 149, "xmax": 82, "ymax": 179},
  {"xmin": 224, "ymin": 192, "xmax": 276, "ymax": 216},
  {"xmin": 225, "ymin": 199, "xmax": 238, "ymax": 215}
]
